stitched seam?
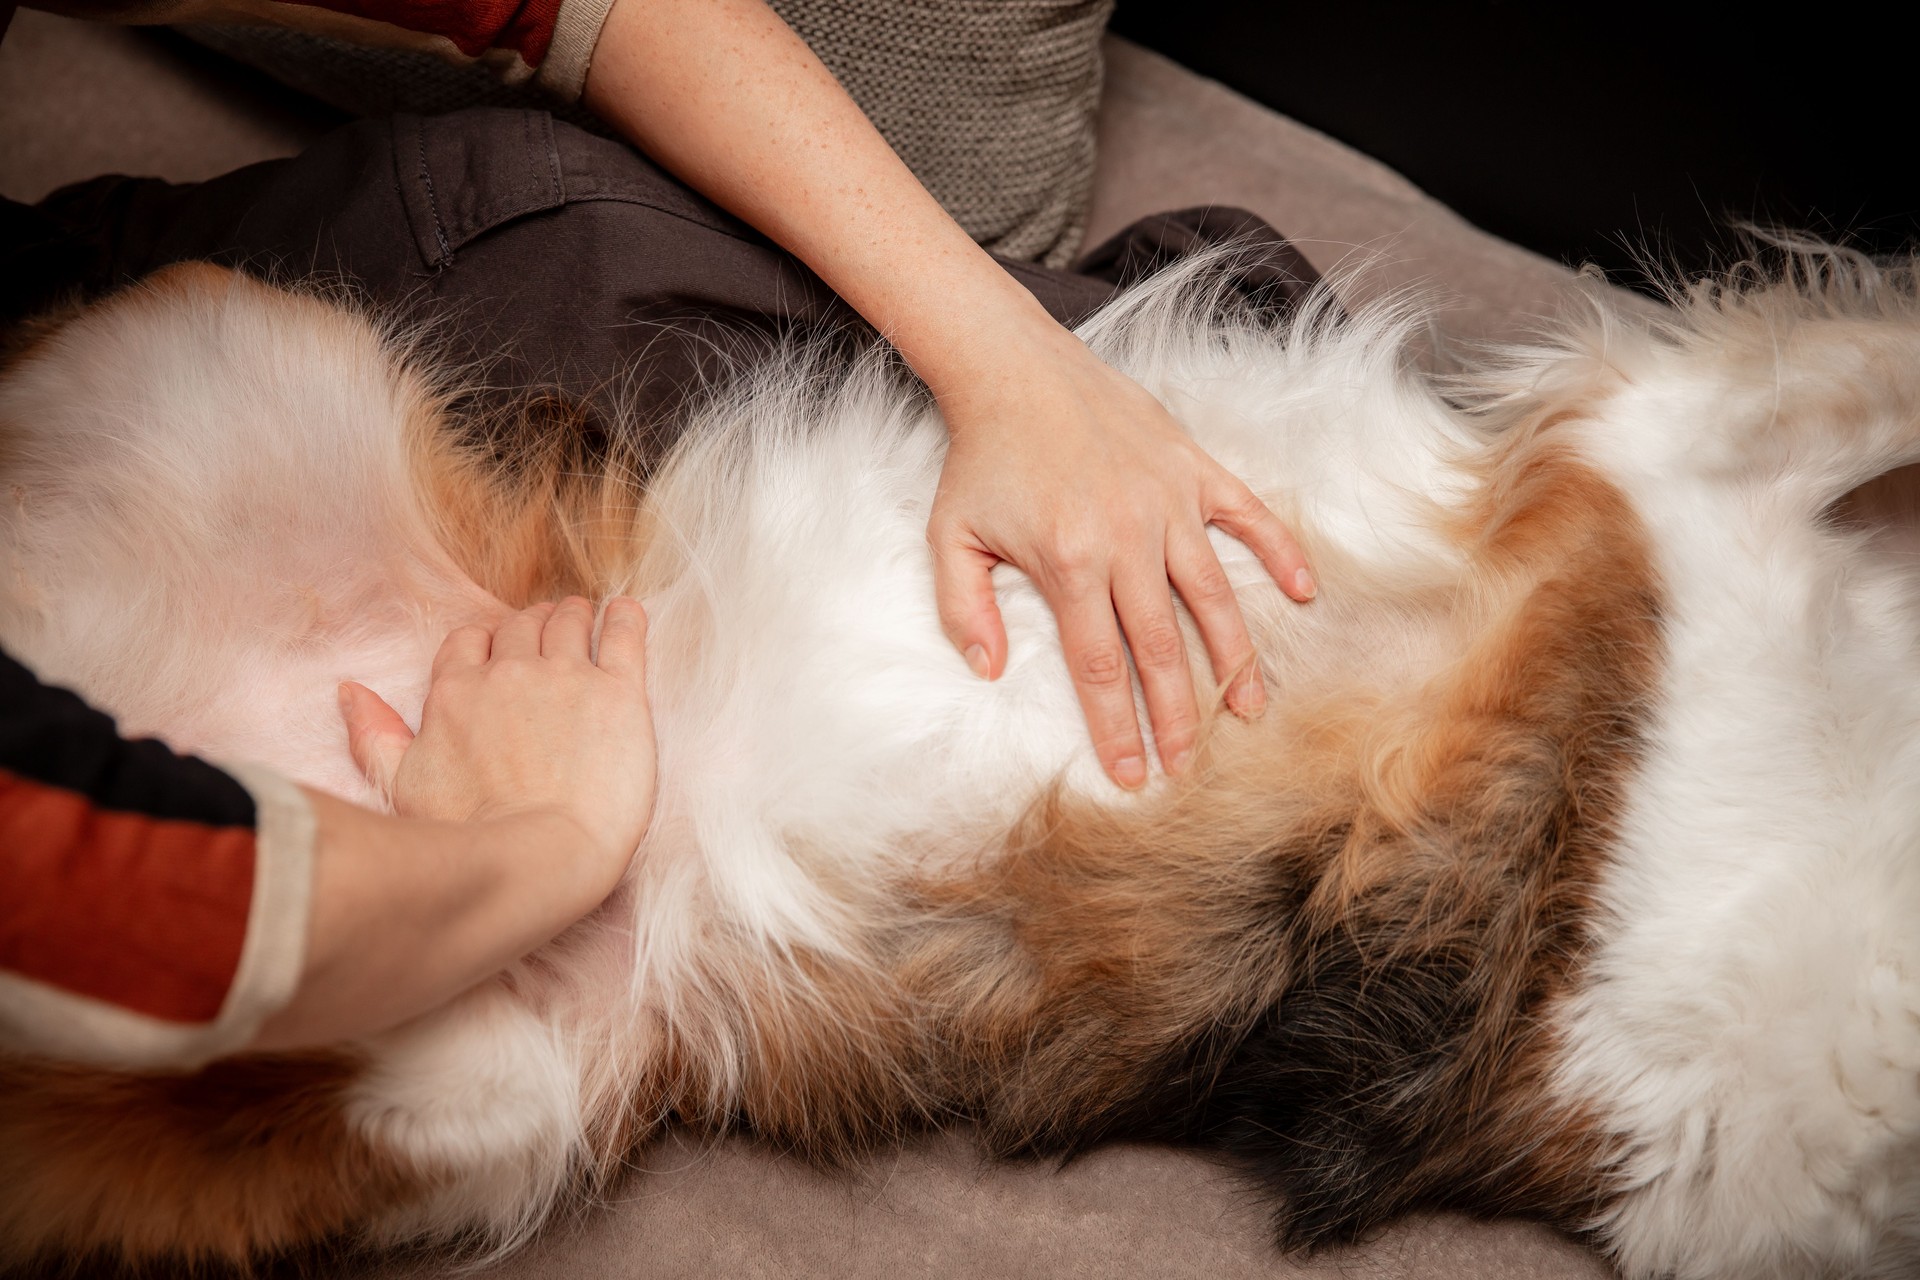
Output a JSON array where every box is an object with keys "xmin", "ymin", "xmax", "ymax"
[
  {"xmin": 416, "ymin": 126, "xmax": 452, "ymax": 268},
  {"xmin": 543, "ymin": 116, "xmax": 564, "ymax": 206},
  {"xmin": 523, "ymin": 112, "xmax": 540, "ymax": 216},
  {"xmin": 555, "ymin": 187, "xmax": 748, "ymax": 238},
  {"xmin": 436, "ymin": 114, "xmax": 568, "ymax": 252}
]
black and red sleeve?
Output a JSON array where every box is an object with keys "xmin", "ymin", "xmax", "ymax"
[{"xmin": 0, "ymin": 645, "xmax": 259, "ymax": 1028}]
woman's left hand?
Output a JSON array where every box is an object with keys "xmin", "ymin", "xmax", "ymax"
[{"xmin": 926, "ymin": 322, "xmax": 1315, "ymax": 791}]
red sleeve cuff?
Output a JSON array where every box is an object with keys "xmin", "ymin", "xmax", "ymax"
[{"xmin": 0, "ymin": 768, "xmax": 255, "ymax": 1024}]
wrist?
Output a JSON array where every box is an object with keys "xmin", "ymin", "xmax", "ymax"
[
  {"xmin": 258, "ymin": 795, "xmax": 621, "ymax": 1050},
  {"xmin": 476, "ymin": 805, "xmax": 625, "ymax": 903},
  {"xmin": 904, "ymin": 296, "xmax": 1088, "ymax": 425}
]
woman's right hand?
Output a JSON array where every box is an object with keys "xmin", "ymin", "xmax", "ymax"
[
  {"xmin": 338, "ymin": 596, "xmax": 658, "ymax": 892},
  {"xmin": 250, "ymin": 597, "xmax": 658, "ymax": 1052}
]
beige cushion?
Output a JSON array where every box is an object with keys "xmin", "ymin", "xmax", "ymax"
[
  {"xmin": 348, "ymin": 1131, "xmax": 1615, "ymax": 1280},
  {"xmin": 0, "ymin": 11, "xmax": 321, "ymax": 202},
  {"xmin": 1086, "ymin": 38, "xmax": 1637, "ymax": 345}
]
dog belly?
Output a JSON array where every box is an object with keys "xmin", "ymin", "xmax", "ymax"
[{"xmin": 1553, "ymin": 470, "xmax": 1920, "ymax": 1279}]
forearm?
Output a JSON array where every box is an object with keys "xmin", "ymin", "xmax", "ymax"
[
  {"xmin": 249, "ymin": 791, "xmax": 611, "ymax": 1051},
  {"xmin": 262, "ymin": 599, "xmax": 655, "ymax": 1051},
  {"xmin": 581, "ymin": 0, "xmax": 1062, "ymax": 409}
]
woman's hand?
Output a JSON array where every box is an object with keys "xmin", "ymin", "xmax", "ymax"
[
  {"xmin": 928, "ymin": 326, "xmax": 1314, "ymax": 790},
  {"xmin": 339, "ymin": 596, "xmax": 657, "ymax": 881},
  {"xmin": 252, "ymin": 597, "xmax": 657, "ymax": 1051}
]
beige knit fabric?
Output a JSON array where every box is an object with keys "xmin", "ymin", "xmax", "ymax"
[
  {"xmin": 764, "ymin": 0, "xmax": 1113, "ymax": 265},
  {"xmin": 177, "ymin": 0, "xmax": 1112, "ymax": 265}
]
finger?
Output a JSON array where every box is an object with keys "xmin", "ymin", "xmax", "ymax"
[
  {"xmin": 930, "ymin": 525, "xmax": 1007, "ymax": 680},
  {"xmin": 338, "ymin": 680, "xmax": 414, "ymax": 799},
  {"xmin": 1209, "ymin": 481, "xmax": 1316, "ymax": 602},
  {"xmin": 1050, "ymin": 578, "xmax": 1149, "ymax": 790},
  {"xmin": 1168, "ymin": 528, "xmax": 1266, "ymax": 717},
  {"xmin": 431, "ymin": 623, "xmax": 493, "ymax": 682},
  {"xmin": 492, "ymin": 600, "xmax": 558, "ymax": 660},
  {"xmin": 1113, "ymin": 565, "xmax": 1201, "ymax": 777},
  {"xmin": 542, "ymin": 596, "xmax": 595, "ymax": 661},
  {"xmin": 595, "ymin": 596, "xmax": 650, "ymax": 678}
]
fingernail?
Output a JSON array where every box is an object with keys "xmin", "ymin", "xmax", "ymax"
[
  {"xmin": 1168, "ymin": 747, "xmax": 1193, "ymax": 776},
  {"xmin": 964, "ymin": 644, "xmax": 991, "ymax": 679},
  {"xmin": 1293, "ymin": 568, "xmax": 1317, "ymax": 600},
  {"xmin": 1114, "ymin": 755, "xmax": 1148, "ymax": 789}
]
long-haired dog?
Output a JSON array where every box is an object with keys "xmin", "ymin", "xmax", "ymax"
[{"xmin": 2, "ymin": 250, "xmax": 1918, "ymax": 1280}]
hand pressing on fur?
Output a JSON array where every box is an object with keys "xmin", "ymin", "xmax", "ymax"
[
  {"xmin": 928, "ymin": 322, "xmax": 1315, "ymax": 791},
  {"xmin": 340, "ymin": 595, "xmax": 657, "ymax": 878},
  {"xmin": 253, "ymin": 597, "xmax": 656, "ymax": 1051}
]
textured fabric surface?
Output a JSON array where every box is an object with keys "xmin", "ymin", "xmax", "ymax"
[
  {"xmin": 173, "ymin": 0, "xmax": 1113, "ymax": 265},
  {"xmin": 339, "ymin": 1131, "xmax": 1614, "ymax": 1280},
  {"xmin": 765, "ymin": 0, "xmax": 1112, "ymax": 266},
  {"xmin": 1083, "ymin": 38, "xmax": 1652, "ymax": 346},
  {"xmin": 0, "ymin": 12, "xmax": 326, "ymax": 203},
  {"xmin": 176, "ymin": 22, "xmax": 610, "ymax": 130}
]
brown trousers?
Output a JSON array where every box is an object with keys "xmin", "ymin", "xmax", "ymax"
[{"xmin": 2, "ymin": 108, "xmax": 1321, "ymax": 456}]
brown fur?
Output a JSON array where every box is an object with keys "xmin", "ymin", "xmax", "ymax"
[
  {"xmin": 888, "ymin": 423, "xmax": 1662, "ymax": 1242},
  {"xmin": 0, "ymin": 1051, "xmax": 415, "ymax": 1269},
  {"xmin": 411, "ymin": 391, "xmax": 655, "ymax": 608},
  {"xmin": 647, "ymin": 950, "xmax": 937, "ymax": 1159}
]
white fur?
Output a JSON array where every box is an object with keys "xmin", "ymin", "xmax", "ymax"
[
  {"xmin": 3, "ymin": 257, "xmax": 1918, "ymax": 1278},
  {"xmin": 1531, "ymin": 277, "xmax": 1920, "ymax": 1279}
]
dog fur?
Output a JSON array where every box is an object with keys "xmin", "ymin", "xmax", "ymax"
[{"xmin": 2, "ymin": 251, "xmax": 1918, "ymax": 1278}]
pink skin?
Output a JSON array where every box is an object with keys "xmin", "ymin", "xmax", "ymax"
[{"xmin": 252, "ymin": 598, "xmax": 659, "ymax": 1051}]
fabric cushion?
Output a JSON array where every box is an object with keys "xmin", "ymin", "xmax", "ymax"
[
  {"xmin": 178, "ymin": 0, "xmax": 1112, "ymax": 265},
  {"xmin": 1083, "ymin": 38, "xmax": 1656, "ymax": 346}
]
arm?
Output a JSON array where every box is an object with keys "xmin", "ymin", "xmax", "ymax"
[
  {"xmin": 0, "ymin": 598, "xmax": 654, "ymax": 1066},
  {"xmin": 250, "ymin": 795, "xmax": 619, "ymax": 1051},
  {"xmin": 581, "ymin": 0, "xmax": 1315, "ymax": 789},
  {"xmin": 254, "ymin": 596, "xmax": 656, "ymax": 1050}
]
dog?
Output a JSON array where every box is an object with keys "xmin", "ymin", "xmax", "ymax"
[{"xmin": 2, "ymin": 250, "xmax": 1918, "ymax": 1279}]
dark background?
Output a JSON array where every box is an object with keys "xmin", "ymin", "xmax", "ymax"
[{"xmin": 1110, "ymin": 3, "xmax": 1920, "ymax": 291}]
